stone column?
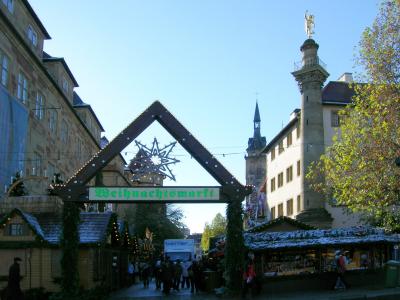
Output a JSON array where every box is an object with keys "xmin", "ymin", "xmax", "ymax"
[{"xmin": 292, "ymin": 39, "xmax": 329, "ymax": 223}]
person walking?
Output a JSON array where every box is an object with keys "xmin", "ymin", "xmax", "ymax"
[
  {"xmin": 242, "ymin": 258, "xmax": 256, "ymax": 298},
  {"xmin": 188, "ymin": 260, "xmax": 202, "ymax": 293},
  {"xmin": 6, "ymin": 257, "xmax": 24, "ymax": 300},
  {"xmin": 154, "ymin": 259, "xmax": 162, "ymax": 290},
  {"xmin": 181, "ymin": 259, "xmax": 191, "ymax": 289},
  {"xmin": 173, "ymin": 260, "xmax": 182, "ymax": 291},
  {"xmin": 141, "ymin": 262, "xmax": 150, "ymax": 288},
  {"xmin": 334, "ymin": 250, "xmax": 349, "ymax": 290},
  {"xmin": 127, "ymin": 261, "xmax": 135, "ymax": 285},
  {"xmin": 161, "ymin": 257, "xmax": 173, "ymax": 295}
]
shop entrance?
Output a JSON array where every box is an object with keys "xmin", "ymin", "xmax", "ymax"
[{"xmin": 51, "ymin": 101, "xmax": 252, "ymax": 293}]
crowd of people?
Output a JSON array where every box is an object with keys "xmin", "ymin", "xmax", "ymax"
[{"xmin": 127, "ymin": 257, "xmax": 205, "ymax": 295}]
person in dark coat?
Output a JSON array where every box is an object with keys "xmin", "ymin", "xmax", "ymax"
[
  {"xmin": 141, "ymin": 262, "xmax": 151, "ymax": 288},
  {"xmin": 173, "ymin": 260, "xmax": 182, "ymax": 291},
  {"xmin": 154, "ymin": 259, "xmax": 163, "ymax": 290},
  {"xmin": 7, "ymin": 257, "xmax": 23, "ymax": 300},
  {"xmin": 161, "ymin": 257, "xmax": 173, "ymax": 295},
  {"xmin": 188, "ymin": 260, "xmax": 202, "ymax": 293}
]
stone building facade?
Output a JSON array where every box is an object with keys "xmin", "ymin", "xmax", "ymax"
[{"xmin": 0, "ymin": 0, "xmax": 128, "ymax": 200}]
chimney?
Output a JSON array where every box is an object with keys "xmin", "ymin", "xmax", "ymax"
[{"xmin": 337, "ymin": 73, "xmax": 353, "ymax": 83}]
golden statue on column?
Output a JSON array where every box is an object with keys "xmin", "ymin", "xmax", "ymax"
[{"xmin": 305, "ymin": 11, "xmax": 315, "ymax": 38}]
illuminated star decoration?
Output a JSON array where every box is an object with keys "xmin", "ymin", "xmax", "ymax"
[{"xmin": 133, "ymin": 138, "xmax": 180, "ymax": 181}]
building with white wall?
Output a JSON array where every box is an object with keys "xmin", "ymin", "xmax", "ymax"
[{"xmin": 247, "ymin": 38, "xmax": 363, "ymax": 229}]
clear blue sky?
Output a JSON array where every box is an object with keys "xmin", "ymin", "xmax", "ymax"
[{"xmin": 29, "ymin": 0, "xmax": 379, "ymax": 233}]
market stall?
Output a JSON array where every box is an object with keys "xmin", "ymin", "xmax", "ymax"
[{"xmin": 244, "ymin": 226, "xmax": 400, "ymax": 277}]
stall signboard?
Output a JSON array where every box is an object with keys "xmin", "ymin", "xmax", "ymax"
[{"xmin": 88, "ymin": 186, "xmax": 221, "ymax": 202}]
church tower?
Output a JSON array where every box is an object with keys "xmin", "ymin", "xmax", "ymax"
[
  {"xmin": 292, "ymin": 37, "xmax": 331, "ymax": 227},
  {"xmin": 245, "ymin": 102, "xmax": 267, "ymax": 225}
]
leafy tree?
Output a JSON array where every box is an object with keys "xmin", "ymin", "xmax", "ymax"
[
  {"xmin": 308, "ymin": 0, "xmax": 400, "ymax": 230},
  {"xmin": 201, "ymin": 223, "xmax": 212, "ymax": 251},
  {"xmin": 200, "ymin": 213, "xmax": 227, "ymax": 251},
  {"xmin": 210, "ymin": 212, "xmax": 227, "ymax": 235},
  {"xmin": 124, "ymin": 203, "xmax": 184, "ymax": 253}
]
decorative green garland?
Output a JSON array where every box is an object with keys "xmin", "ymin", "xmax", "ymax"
[
  {"xmin": 225, "ymin": 199, "xmax": 245, "ymax": 292},
  {"xmin": 60, "ymin": 202, "xmax": 80, "ymax": 297}
]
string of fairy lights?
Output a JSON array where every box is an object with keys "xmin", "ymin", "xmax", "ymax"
[{"xmin": 0, "ymin": 141, "xmax": 342, "ymax": 162}]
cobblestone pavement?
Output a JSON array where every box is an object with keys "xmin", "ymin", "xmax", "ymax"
[{"xmin": 109, "ymin": 280, "xmax": 400, "ymax": 300}]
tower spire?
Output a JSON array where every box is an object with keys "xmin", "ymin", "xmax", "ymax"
[
  {"xmin": 247, "ymin": 101, "xmax": 266, "ymax": 153},
  {"xmin": 254, "ymin": 101, "xmax": 261, "ymax": 123}
]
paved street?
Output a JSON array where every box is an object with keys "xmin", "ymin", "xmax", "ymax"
[
  {"xmin": 109, "ymin": 279, "xmax": 400, "ymax": 300},
  {"xmin": 109, "ymin": 280, "xmax": 199, "ymax": 300}
]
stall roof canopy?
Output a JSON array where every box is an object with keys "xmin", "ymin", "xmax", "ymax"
[
  {"xmin": 244, "ymin": 226, "xmax": 400, "ymax": 251},
  {"xmin": 246, "ymin": 216, "xmax": 316, "ymax": 233},
  {"xmin": 0, "ymin": 208, "xmax": 116, "ymax": 245}
]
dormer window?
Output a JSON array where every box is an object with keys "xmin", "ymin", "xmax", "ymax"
[
  {"xmin": 2, "ymin": 0, "xmax": 14, "ymax": 13},
  {"xmin": 27, "ymin": 25, "xmax": 38, "ymax": 47},
  {"xmin": 62, "ymin": 77, "xmax": 69, "ymax": 93}
]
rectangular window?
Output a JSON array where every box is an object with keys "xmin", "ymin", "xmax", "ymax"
[
  {"xmin": 2, "ymin": 0, "xmax": 13, "ymax": 13},
  {"xmin": 331, "ymin": 111, "xmax": 340, "ymax": 127},
  {"xmin": 35, "ymin": 92, "xmax": 44, "ymax": 120},
  {"xmin": 287, "ymin": 199, "xmax": 293, "ymax": 216},
  {"xmin": 32, "ymin": 152, "xmax": 42, "ymax": 176},
  {"xmin": 297, "ymin": 195, "xmax": 301, "ymax": 212},
  {"xmin": 297, "ymin": 160, "xmax": 301, "ymax": 177},
  {"xmin": 6, "ymin": 224, "xmax": 26, "ymax": 236},
  {"xmin": 286, "ymin": 166, "xmax": 293, "ymax": 183},
  {"xmin": 17, "ymin": 72, "xmax": 28, "ymax": 103},
  {"xmin": 278, "ymin": 203, "xmax": 283, "ymax": 217},
  {"xmin": 287, "ymin": 132, "xmax": 292, "ymax": 147},
  {"xmin": 60, "ymin": 120, "xmax": 69, "ymax": 143},
  {"xmin": 49, "ymin": 110, "xmax": 58, "ymax": 134},
  {"xmin": 271, "ymin": 207, "xmax": 275, "ymax": 219},
  {"xmin": 47, "ymin": 162, "xmax": 55, "ymax": 182},
  {"xmin": 27, "ymin": 25, "xmax": 38, "ymax": 47},
  {"xmin": 62, "ymin": 77, "xmax": 69, "ymax": 93},
  {"xmin": 278, "ymin": 172, "xmax": 283, "ymax": 187},
  {"xmin": 271, "ymin": 148, "xmax": 275, "ymax": 161},
  {"xmin": 278, "ymin": 140, "xmax": 284, "ymax": 154},
  {"xmin": 0, "ymin": 50, "xmax": 9, "ymax": 87},
  {"xmin": 296, "ymin": 122, "xmax": 300, "ymax": 139},
  {"xmin": 270, "ymin": 178, "xmax": 276, "ymax": 192}
]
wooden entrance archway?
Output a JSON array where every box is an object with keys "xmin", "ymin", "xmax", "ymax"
[{"xmin": 51, "ymin": 101, "xmax": 252, "ymax": 294}]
